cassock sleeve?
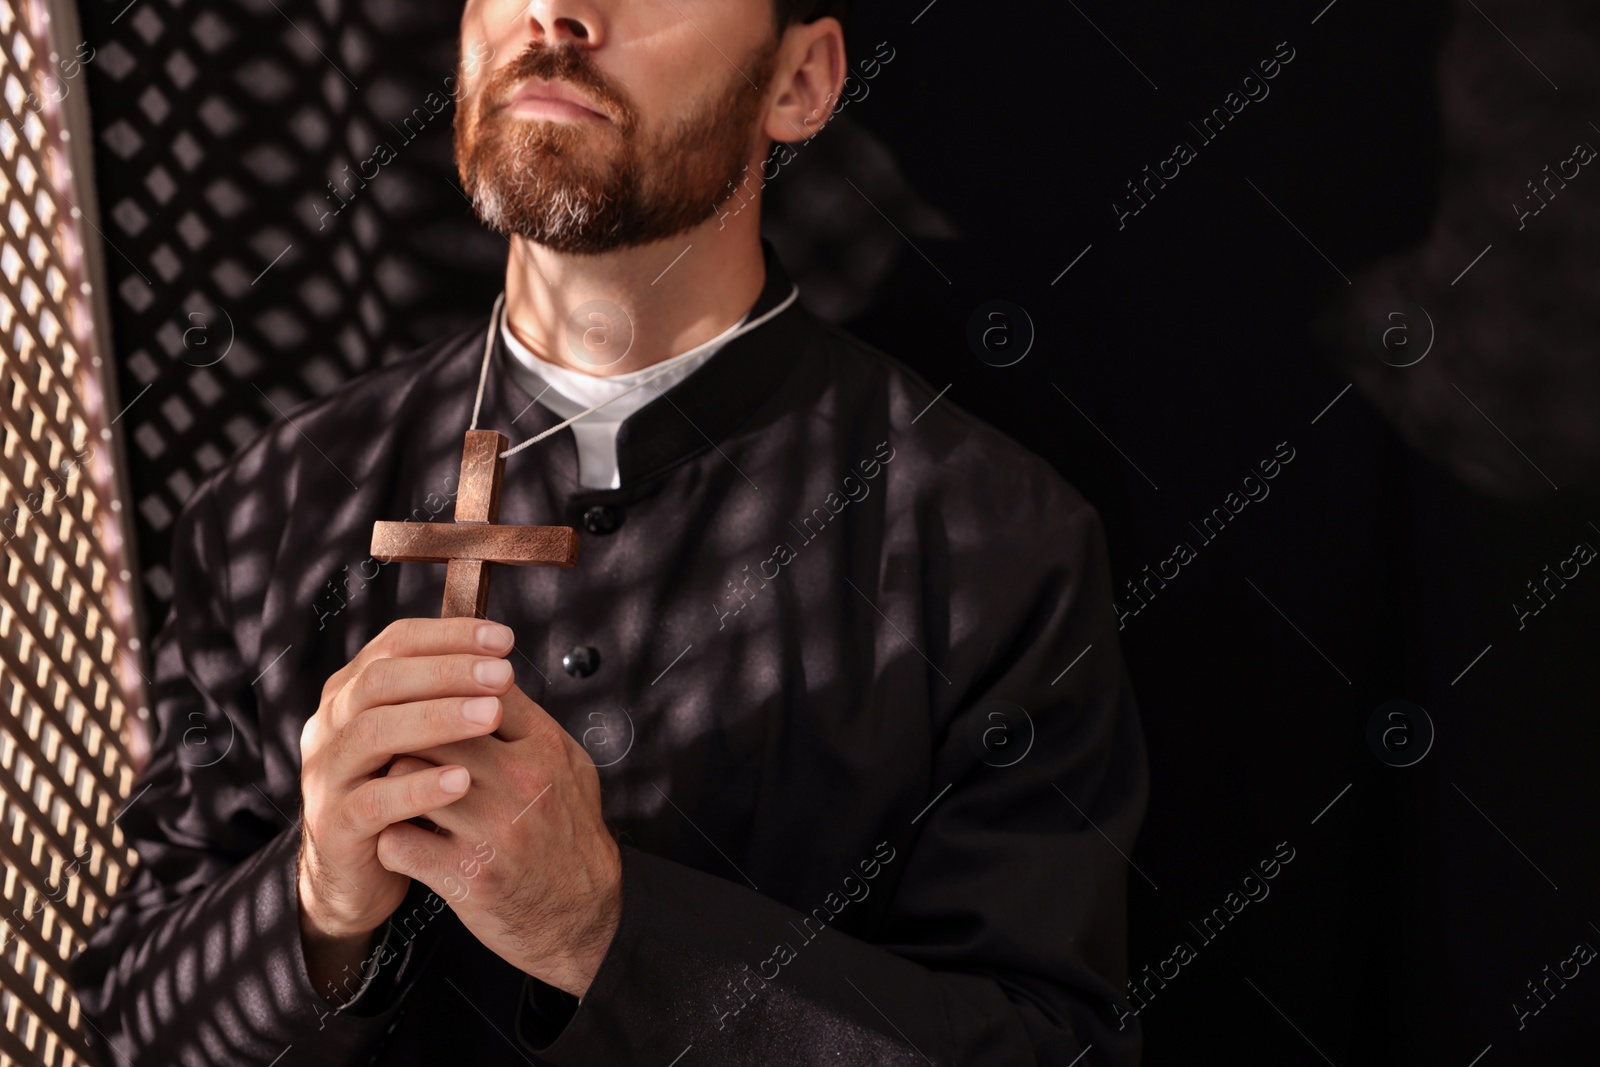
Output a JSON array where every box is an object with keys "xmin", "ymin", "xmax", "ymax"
[
  {"xmin": 516, "ymin": 499, "xmax": 1149, "ymax": 1065},
  {"xmin": 68, "ymin": 481, "xmax": 433, "ymax": 1066}
]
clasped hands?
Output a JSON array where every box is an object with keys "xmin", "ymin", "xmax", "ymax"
[{"xmin": 296, "ymin": 618, "xmax": 621, "ymax": 1002}]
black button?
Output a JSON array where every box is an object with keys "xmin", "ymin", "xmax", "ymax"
[
  {"xmin": 563, "ymin": 646, "xmax": 601, "ymax": 678},
  {"xmin": 583, "ymin": 505, "xmax": 621, "ymax": 535}
]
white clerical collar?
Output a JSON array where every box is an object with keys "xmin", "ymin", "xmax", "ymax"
[{"xmin": 497, "ymin": 303, "xmax": 749, "ymax": 488}]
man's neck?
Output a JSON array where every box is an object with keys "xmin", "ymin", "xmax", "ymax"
[{"xmin": 502, "ymin": 209, "xmax": 767, "ymax": 379}]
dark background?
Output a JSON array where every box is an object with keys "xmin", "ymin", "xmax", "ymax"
[{"xmin": 79, "ymin": 0, "xmax": 1600, "ymax": 1061}]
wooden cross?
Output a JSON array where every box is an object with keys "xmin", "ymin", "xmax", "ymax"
[{"xmin": 370, "ymin": 430, "xmax": 579, "ymax": 618}]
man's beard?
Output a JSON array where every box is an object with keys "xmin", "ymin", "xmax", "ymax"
[{"xmin": 454, "ymin": 39, "xmax": 779, "ymax": 254}]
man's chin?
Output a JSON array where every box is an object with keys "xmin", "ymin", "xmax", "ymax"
[
  {"xmin": 468, "ymin": 185, "xmax": 626, "ymax": 253},
  {"xmin": 460, "ymin": 139, "xmax": 724, "ymax": 253},
  {"xmin": 504, "ymin": 212, "xmax": 701, "ymax": 258}
]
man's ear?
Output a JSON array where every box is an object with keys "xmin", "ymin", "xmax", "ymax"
[{"xmin": 762, "ymin": 18, "xmax": 849, "ymax": 146}]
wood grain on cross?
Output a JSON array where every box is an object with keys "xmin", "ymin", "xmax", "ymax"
[{"xmin": 370, "ymin": 430, "xmax": 578, "ymax": 618}]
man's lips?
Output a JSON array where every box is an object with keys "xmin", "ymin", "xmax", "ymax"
[{"xmin": 502, "ymin": 77, "xmax": 610, "ymax": 122}]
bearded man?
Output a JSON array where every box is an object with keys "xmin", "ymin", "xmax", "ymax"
[{"xmin": 70, "ymin": 1, "xmax": 1148, "ymax": 1064}]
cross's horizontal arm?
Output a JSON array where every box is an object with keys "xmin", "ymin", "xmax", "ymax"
[{"xmin": 370, "ymin": 521, "xmax": 579, "ymax": 567}]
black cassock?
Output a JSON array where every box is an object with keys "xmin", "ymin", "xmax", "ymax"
[{"xmin": 70, "ymin": 243, "xmax": 1149, "ymax": 1066}]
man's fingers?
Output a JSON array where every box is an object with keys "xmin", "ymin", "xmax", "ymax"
[
  {"xmin": 385, "ymin": 756, "xmax": 447, "ymax": 834},
  {"xmin": 340, "ymin": 763, "xmax": 471, "ymax": 839},
  {"xmin": 492, "ymin": 683, "xmax": 556, "ymax": 743},
  {"xmin": 387, "ymin": 755, "xmax": 436, "ymax": 776},
  {"xmin": 332, "ymin": 653, "xmax": 516, "ymax": 728},
  {"xmin": 374, "ymin": 820, "xmax": 446, "ymax": 882},
  {"xmin": 337, "ymin": 697, "xmax": 502, "ymax": 773},
  {"xmin": 323, "ymin": 618, "xmax": 515, "ymax": 706},
  {"xmin": 370, "ymin": 617, "xmax": 515, "ymax": 660}
]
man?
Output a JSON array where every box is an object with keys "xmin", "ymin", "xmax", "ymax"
[{"xmin": 70, "ymin": 0, "xmax": 1149, "ymax": 1063}]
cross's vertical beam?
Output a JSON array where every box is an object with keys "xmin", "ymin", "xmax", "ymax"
[{"xmin": 442, "ymin": 429, "xmax": 508, "ymax": 618}]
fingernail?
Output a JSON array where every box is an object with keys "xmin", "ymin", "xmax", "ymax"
[
  {"xmin": 476, "ymin": 622, "xmax": 513, "ymax": 651},
  {"xmin": 473, "ymin": 658, "xmax": 513, "ymax": 686},
  {"xmin": 461, "ymin": 696, "xmax": 498, "ymax": 725},
  {"xmin": 440, "ymin": 767, "xmax": 470, "ymax": 794}
]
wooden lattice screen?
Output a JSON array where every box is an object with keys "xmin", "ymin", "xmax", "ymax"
[{"xmin": 0, "ymin": 0, "xmax": 149, "ymax": 1063}]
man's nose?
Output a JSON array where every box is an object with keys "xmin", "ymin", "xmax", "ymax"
[{"xmin": 522, "ymin": 0, "xmax": 603, "ymax": 47}]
